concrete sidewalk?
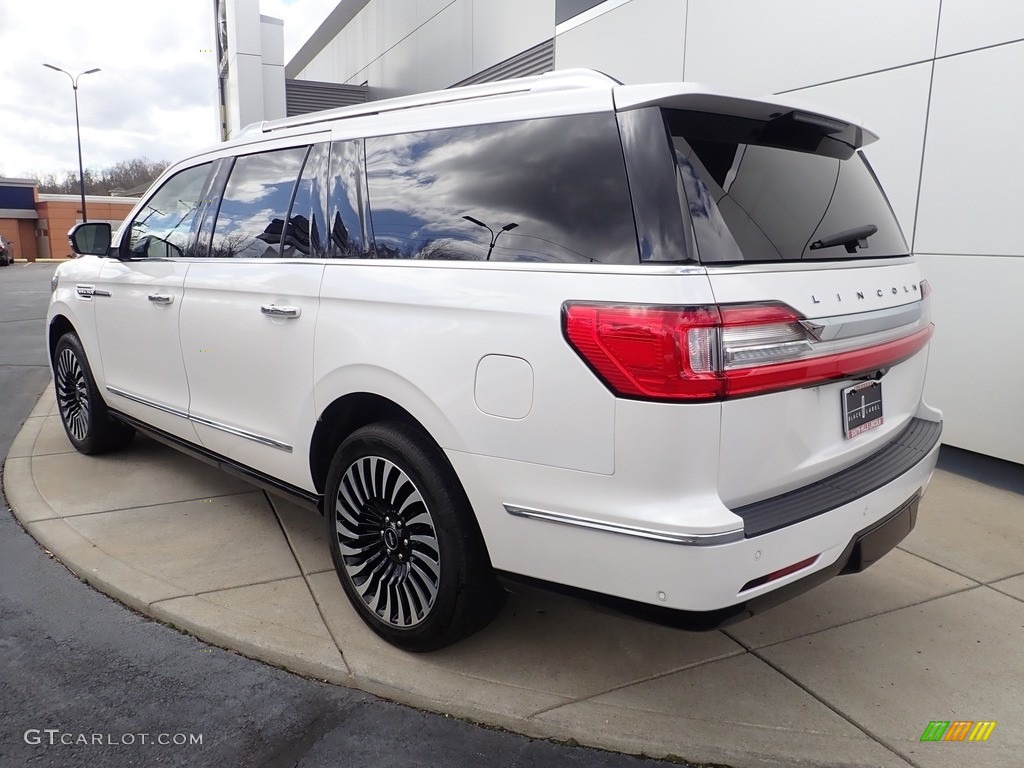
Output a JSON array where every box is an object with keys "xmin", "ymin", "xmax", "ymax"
[{"xmin": 4, "ymin": 386, "xmax": 1023, "ymax": 768}]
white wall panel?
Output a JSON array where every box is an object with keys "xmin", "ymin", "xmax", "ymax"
[
  {"xmin": 555, "ymin": 0, "xmax": 686, "ymax": 84},
  {"xmin": 348, "ymin": 1, "xmax": 382, "ymax": 82},
  {"xmin": 226, "ymin": 54, "xmax": 264, "ymax": 132},
  {"xmin": 936, "ymin": 0, "xmax": 1024, "ymax": 57},
  {"xmin": 379, "ymin": 0, "xmax": 426, "ymax": 52},
  {"xmin": 794, "ymin": 63, "xmax": 932, "ymax": 239},
  {"xmin": 298, "ymin": 23, "xmax": 352, "ymax": 82},
  {"xmin": 226, "ymin": 0, "xmax": 262, "ymax": 56},
  {"xmin": 472, "ymin": 0, "xmax": 554, "ymax": 74},
  {"xmin": 260, "ymin": 17, "xmax": 285, "ymax": 67},
  {"xmin": 684, "ymin": 0, "xmax": 939, "ymax": 94},
  {"xmin": 915, "ymin": 42, "xmax": 1024, "ymax": 256},
  {"xmin": 417, "ymin": 0, "xmax": 455, "ymax": 25},
  {"xmin": 378, "ymin": 0, "xmax": 473, "ymax": 95},
  {"xmin": 261, "ymin": 17, "xmax": 286, "ymax": 121},
  {"xmin": 920, "ymin": 254, "xmax": 1024, "ymax": 465}
]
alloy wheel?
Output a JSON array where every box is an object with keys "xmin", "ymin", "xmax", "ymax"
[
  {"xmin": 334, "ymin": 455, "xmax": 441, "ymax": 628},
  {"xmin": 55, "ymin": 347, "xmax": 90, "ymax": 442}
]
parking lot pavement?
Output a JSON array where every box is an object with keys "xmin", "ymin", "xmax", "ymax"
[{"xmin": 5, "ymin": 388, "xmax": 1023, "ymax": 768}]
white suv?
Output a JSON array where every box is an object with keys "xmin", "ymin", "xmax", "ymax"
[{"xmin": 48, "ymin": 70, "xmax": 942, "ymax": 650}]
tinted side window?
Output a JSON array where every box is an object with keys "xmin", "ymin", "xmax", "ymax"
[
  {"xmin": 328, "ymin": 139, "xmax": 370, "ymax": 258},
  {"xmin": 285, "ymin": 143, "xmax": 329, "ymax": 258},
  {"xmin": 126, "ymin": 163, "xmax": 213, "ymax": 259},
  {"xmin": 364, "ymin": 114, "xmax": 638, "ymax": 264},
  {"xmin": 210, "ymin": 147, "xmax": 308, "ymax": 259}
]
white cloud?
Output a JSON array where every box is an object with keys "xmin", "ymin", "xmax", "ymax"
[{"xmin": 0, "ymin": 0, "xmax": 340, "ymax": 179}]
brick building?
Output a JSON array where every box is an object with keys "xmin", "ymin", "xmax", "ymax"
[{"xmin": 0, "ymin": 177, "xmax": 137, "ymax": 261}]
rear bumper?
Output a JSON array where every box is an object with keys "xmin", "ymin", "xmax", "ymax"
[
  {"xmin": 734, "ymin": 417, "xmax": 942, "ymax": 537},
  {"xmin": 462, "ymin": 416, "xmax": 942, "ymax": 619},
  {"xmin": 500, "ymin": 491, "xmax": 922, "ymax": 632}
]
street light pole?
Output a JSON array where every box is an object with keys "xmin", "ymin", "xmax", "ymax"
[
  {"xmin": 43, "ymin": 64, "xmax": 101, "ymax": 223},
  {"xmin": 462, "ymin": 215, "xmax": 519, "ymax": 261}
]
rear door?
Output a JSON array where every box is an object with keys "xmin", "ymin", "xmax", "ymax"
[{"xmin": 178, "ymin": 141, "xmax": 329, "ymax": 491}]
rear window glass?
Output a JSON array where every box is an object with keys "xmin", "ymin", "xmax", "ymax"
[
  {"xmin": 666, "ymin": 109, "xmax": 908, "ymax": 263},
  {"xmin": 364, "ymin": 114, "xmax": 638, "ymax": 264}
]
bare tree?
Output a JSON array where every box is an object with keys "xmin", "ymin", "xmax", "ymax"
[{"xmin": 32, "ymin": 158, "xmax": 169, "ymax": 196}]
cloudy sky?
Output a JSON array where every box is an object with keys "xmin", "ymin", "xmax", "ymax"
[{"xmin": 0, "ymin": 0, "xmax": 338, "ymax": 180}]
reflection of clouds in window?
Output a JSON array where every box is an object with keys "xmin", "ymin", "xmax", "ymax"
[
  {"xmin": 287, "ymin": 142, "xmax": 329, "ymax": 258},
  {"xmin": 128, "ymin": 163, "xmax": 211, "ymax": 258},
  {"xmin": 211, "ymin": 147, "xmax": 306, "ymax": 258},
  {"xmin": 365, "ymin": 114, "xmax": 637, "ymax": 264},
  {"xmin": 328, "ymin": 140, "xmax": 368, "ymax": 257}
]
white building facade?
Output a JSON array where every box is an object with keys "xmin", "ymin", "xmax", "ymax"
[{"xmin": 257, "ymin": 0, "xmax": 1023, "ymax": 465}]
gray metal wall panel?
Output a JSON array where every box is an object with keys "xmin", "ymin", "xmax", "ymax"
[
  {"xmin": 452, "ymin": 38, "xmax": 554, "ymax": 87},
  {"xmin": 285, "ymin": 79, "xmax": 369, "ymax": 117}
]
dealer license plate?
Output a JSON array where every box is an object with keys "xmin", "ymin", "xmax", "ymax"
[{"xmin": 843, "ymin": 380, "xmax": 883, "ymax": 439}]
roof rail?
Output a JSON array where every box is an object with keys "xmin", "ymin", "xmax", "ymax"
[{"xmin": 260, "ymin": 68, "xmax": 619, "ymax": 134}]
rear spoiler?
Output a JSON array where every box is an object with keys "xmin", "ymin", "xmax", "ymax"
[{"xmin": 613, "ymin": 83, "xmax": 878, "ymax": 150}]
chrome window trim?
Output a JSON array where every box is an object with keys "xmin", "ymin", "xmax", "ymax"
[
  {"xmin": 106, "ymin": 386, "xmax": 292, "ymax": 453},
  {"xmin": 504, "ymin": 504, "xmax": 743, "ymax": 546},
  {"xmin": 703, "ymin": 257, "xmax": 915, "ymax": 274}
]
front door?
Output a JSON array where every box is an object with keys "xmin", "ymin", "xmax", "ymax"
[{"xmin": 93, "ymin": 162, "xmax": 214, "ymax": 440}]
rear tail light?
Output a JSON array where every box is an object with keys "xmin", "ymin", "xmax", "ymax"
[{"xmin": 563, "ymin": 300, "xmax": 933, "ymax": 401}]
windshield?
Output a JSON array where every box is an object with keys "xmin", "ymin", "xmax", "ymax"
[{"xmin": 666, "ymin": 109, "xmax": 908, "ymax": 263}]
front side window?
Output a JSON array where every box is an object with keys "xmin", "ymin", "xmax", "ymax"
[
  {"xmin": 668, "ymin": 109, "xmax": 908, "ymax": 262},
  {"xmin": 125, "ymin": 163, "xmax": 213, "ymax": 259},
  {"xmin": 209, "ymin": 147, "xmax": 308, "ymax": 259},
  {"xmin": 364, "ymin": 114, "xmax": 638, "ymax": 264}
]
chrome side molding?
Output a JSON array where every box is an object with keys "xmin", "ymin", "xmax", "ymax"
[
  {"xmin": 504, "ymin": 504, "xmax": 743, "ymax": 546},
  {"xmin": 106, "ymin": 386, "xmax": 292, "ymax": 453}
]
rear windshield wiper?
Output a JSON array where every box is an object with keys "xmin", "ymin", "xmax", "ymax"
[{"xmin": 810, "ymin": 224, "xmax": 878, "ymax": 254}]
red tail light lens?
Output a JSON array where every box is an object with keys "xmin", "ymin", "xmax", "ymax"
[
  {"xmin": 561, "ymin": 304, "xmax": 724, "ymax": 400},
  {"xmin": 563, "ymin": 301, "xmax": 933, "ymax": 401}
]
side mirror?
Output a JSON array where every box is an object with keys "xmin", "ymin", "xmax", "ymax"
[{"xmin": 68, "ymin": 222, "xmax": 112, "ymax": 257}]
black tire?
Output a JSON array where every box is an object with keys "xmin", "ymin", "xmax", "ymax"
[
  {"xmin": 325, "ymin": 421, "xmax": 504, "ymax": 651},
  {"xmin": 53, "ymin": 332, "xmax": 135, "ymax": 455}
]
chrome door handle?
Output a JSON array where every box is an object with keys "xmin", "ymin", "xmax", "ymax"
[
  {"xmin": 148, "ymin": 293, "xmax": 174, "ymax": 304},
  {"xmin": 261, "ymin": 304, "xmax": 301, "ymax": 318}
]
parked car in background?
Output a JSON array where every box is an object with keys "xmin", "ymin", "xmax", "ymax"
[
  {"xmin": 47, "ymin": 70, "xmax": 942, "ymax": 650},
  {"xmin": 0, "ymin": 234, "xmax": 13, "ymax": 266}
]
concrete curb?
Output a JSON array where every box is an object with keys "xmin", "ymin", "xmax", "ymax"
[{"xmin": 5, "ymin": 393, "xmax": 1023, "ymax": 768}]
